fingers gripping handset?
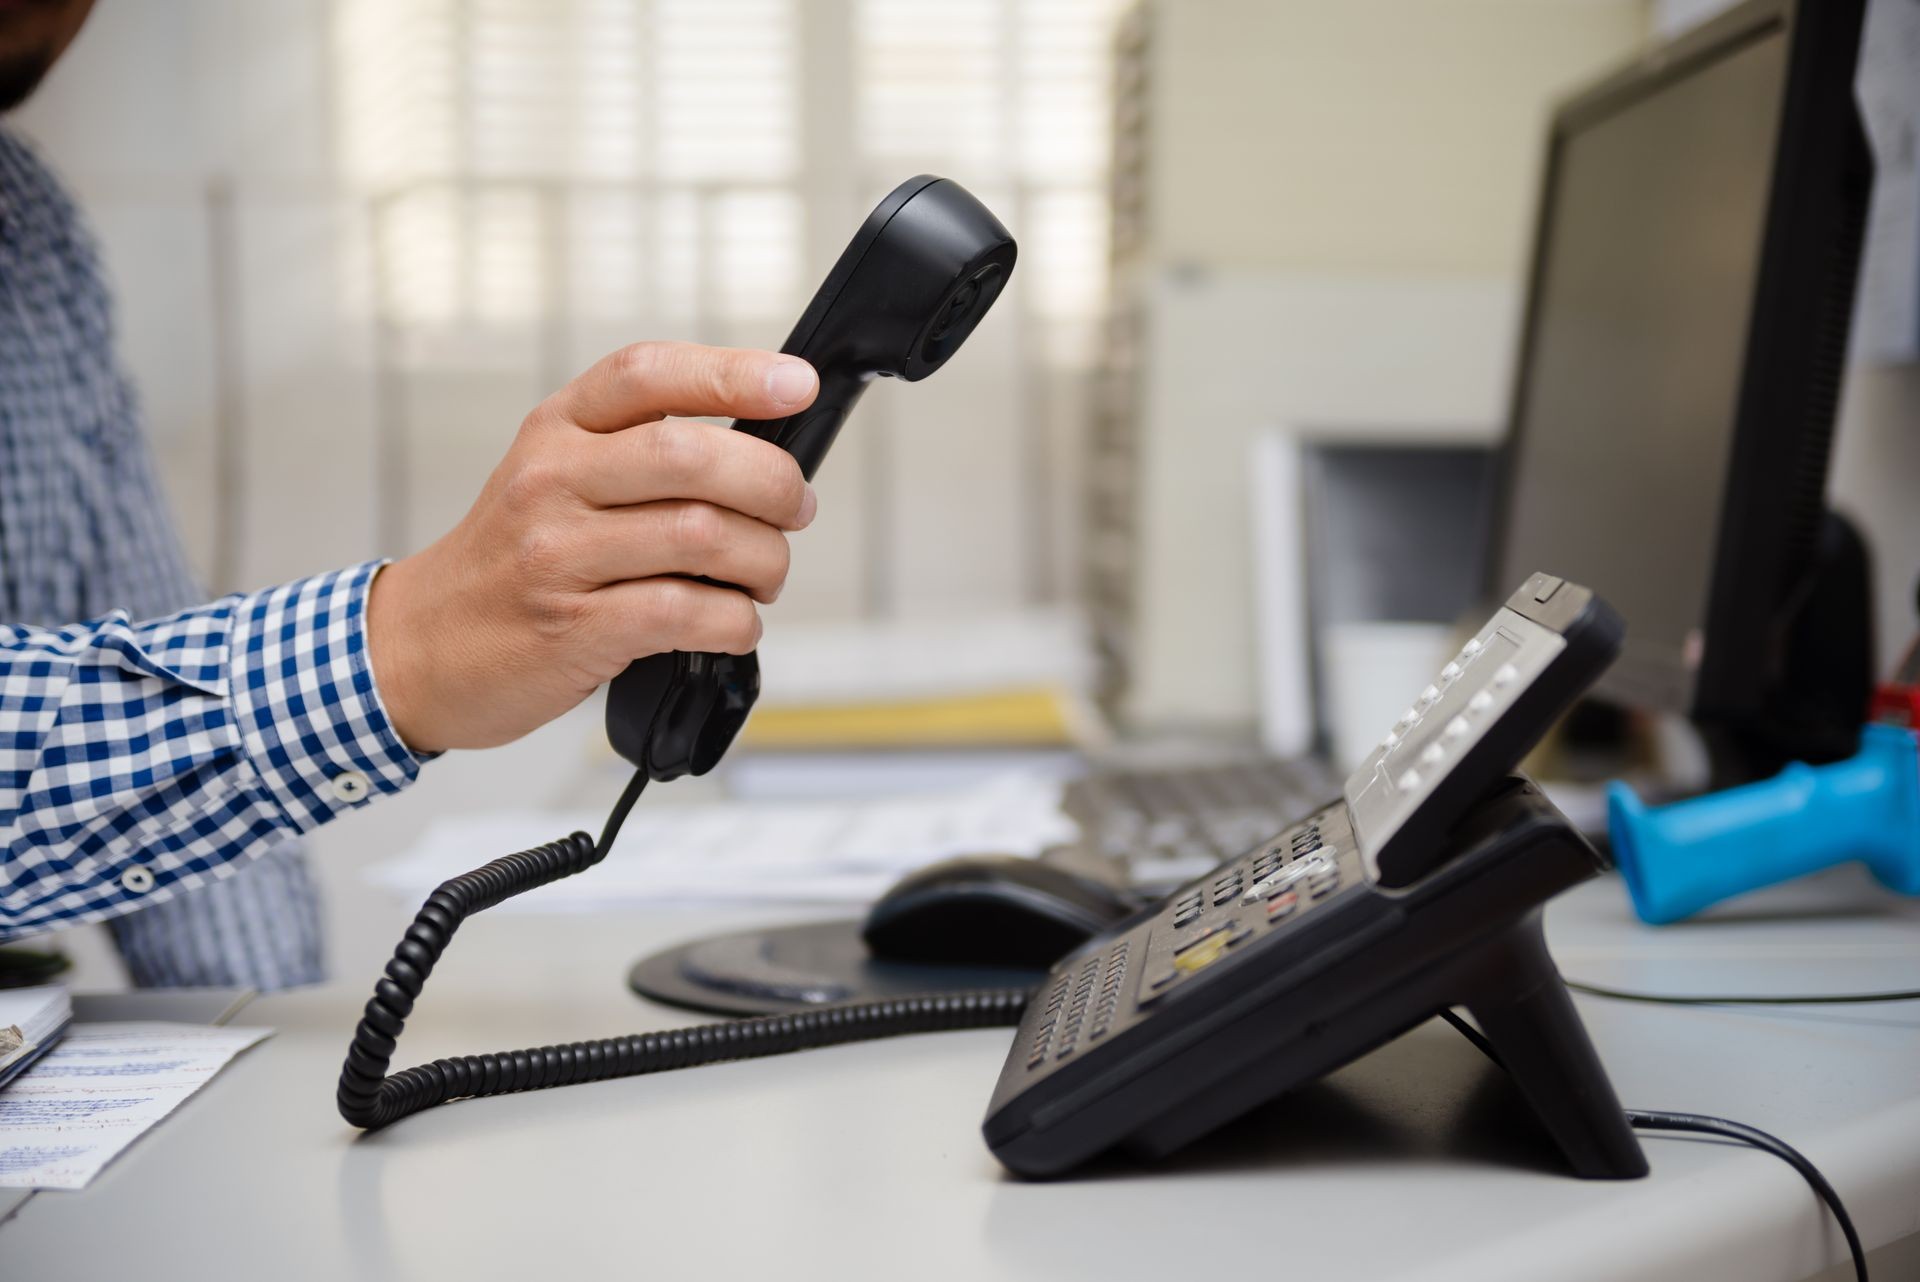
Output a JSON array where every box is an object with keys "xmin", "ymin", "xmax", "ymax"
[{"xmin": 606, "ymin": 176, "xmax": 1018, "ymax": 779}]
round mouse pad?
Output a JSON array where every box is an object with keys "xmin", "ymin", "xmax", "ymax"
[{"xmin": 627, "ymin": 919, "xmax": 1048, "ymax": 1017}]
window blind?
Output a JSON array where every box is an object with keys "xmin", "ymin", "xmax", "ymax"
[{"xmin": 334, "ymin": 0, "xmax": 1116, "ymax": 349}]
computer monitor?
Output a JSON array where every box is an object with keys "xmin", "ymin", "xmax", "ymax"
[{"xmin": 1490, "ymin": 0, "xmax": 1874, "ymax": 776}]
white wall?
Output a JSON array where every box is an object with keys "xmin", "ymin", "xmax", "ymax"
[
  {"xmin": 1826, "ymin": 0, "xmax": 1920, "ymax": 667},
  {"xmin": 1120, "ymin": 0, "xmax": 1650, "ymax": 729},
  {"xmin": 1832, "ymin": 367, "xmax": 1920, "ymax": 666},
  {"xmin": 1149, "ymin": 0, "xmax": 1652, "ymax": 280},
  {"xmin": 1128, "ymin": 270, "xmax": 1521, "ymax": 728}
]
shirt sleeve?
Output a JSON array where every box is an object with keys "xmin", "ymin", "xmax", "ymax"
[{"xmin": 0, "ymin": 561, "xmax": 424, "ymax": 938}]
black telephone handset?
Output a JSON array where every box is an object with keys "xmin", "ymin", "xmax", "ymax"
[
  {"xmin": 983, "ymin": 575, "xmax": 1650, "ymax": 1180},
  {"xmin": 606, "ymin": 175, "xmax": 1017, "ymax": 780}
]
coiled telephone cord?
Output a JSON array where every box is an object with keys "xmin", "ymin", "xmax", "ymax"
[{"xmin": 336, "ymin": 771, "xmax": 1030, "ymax": 1131}]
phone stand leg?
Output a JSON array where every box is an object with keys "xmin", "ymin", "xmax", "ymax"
[{"xmin": 1462, "ymin": 914, "xmax": 1648, "ymax": 1179}]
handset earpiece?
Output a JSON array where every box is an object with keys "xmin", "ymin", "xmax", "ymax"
[
  {"xmin": 733, "ymin": 174, "xmax": 1018, "ymax": 478},
  {"xmin": 606, "ymin": 176, "xmax": 1017, "ymax": 779}
]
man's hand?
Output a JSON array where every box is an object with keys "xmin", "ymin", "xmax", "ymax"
[{"xmin": 367, "ymin": 342, "xmax": 819, "ymax": 754}]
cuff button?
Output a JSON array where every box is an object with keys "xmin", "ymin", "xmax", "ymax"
[
  {"xmin": 329, "ymin": 770, "xmax": 371, "ymax": 804},
  {"xmin": 121, "ymin": 866, "xmax": 156, "ymax": 894}
]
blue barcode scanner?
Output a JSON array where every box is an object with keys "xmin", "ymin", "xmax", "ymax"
[{"xmin": 1607, "ymin": 723, "xmax": 1920, "ymax": 924}]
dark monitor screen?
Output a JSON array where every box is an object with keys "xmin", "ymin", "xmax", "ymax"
[{"xmin": 1495, "ymin": 28, "xmax": 1787, "ymax": 713}]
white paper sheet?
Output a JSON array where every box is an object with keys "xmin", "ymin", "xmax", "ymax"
[
  {"xmin": 368, "ymin": 772, "xmax": 1080, "ymax": 910},
  {"xmin": 0, "ymin": 1022, "xmax": 271, "ymax": 1190}
]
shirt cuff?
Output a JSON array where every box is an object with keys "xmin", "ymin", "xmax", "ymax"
[{"xmin": 228, "ymin": 562, "xmax": 426, "ymax": 832}]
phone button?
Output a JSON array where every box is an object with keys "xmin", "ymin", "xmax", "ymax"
[{"xmin": 1174, "ymin": 923, "xmax": 1229, "ymax": 955}]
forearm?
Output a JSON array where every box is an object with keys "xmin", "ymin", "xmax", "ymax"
[{"xmin": 0, "ymin": 562, "xmax": 423, "ymax": 938}]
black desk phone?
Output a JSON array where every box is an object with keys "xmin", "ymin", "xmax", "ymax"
[{"xmin": 983, "ymin": 573, "xmax": 1650, "ymax": 1180}]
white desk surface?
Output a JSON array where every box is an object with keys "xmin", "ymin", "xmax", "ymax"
[{"xmin": 2, "ymin": 858, "xmax": 1916, "ymax": 1281}]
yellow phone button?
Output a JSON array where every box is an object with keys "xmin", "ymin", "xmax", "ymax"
[{"xmin": 1173, "ymin": 933, "xmax": 1231, "ymax": 974}]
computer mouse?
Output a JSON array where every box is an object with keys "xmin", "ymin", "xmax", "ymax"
[{"xmin": 862, "ymin": 855, "xmax": 1144, "ymax": 969}]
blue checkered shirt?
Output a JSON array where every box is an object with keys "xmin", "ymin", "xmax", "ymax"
[{"xmin": 0, "ymin": 128, "xmax": 423, "ymax": 987}]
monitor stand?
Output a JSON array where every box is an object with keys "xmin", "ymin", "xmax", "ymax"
[{"xmin": 1700, "ymin": 510, "xmax": 1874, "ymax": 787}]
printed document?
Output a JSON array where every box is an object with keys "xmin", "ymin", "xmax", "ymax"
[{"xmin": 0, "ymin": 1022, "xmax": 271, "ymax": 1190}]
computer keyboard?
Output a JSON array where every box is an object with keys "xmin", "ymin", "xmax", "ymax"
[{"xmin": 1060, "ymin": 757, "xmax": 1339, "ymax": 885}]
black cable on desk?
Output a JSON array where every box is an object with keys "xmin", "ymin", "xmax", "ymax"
[
  {"xmin": 1437, "ymin": 1010, "xmax": 1869, "ymax": 1282},
  {"xmin": 335, "ymin": 770, "xmax": 1031, "ymax": 1131},
  {"xmin": 1565, "ymin": 979, "xmax": 1920, "ymax": 1006}
]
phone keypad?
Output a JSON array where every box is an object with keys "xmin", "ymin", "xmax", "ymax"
[
  {"xmin": 997, "ymin": 807, "xmax": 1362, "ymax": 1123},
  {"xmin": 1026, "ymin": 939, "xmax": 1134, "ymax": 1070},
  {"xmin": 1019, "ymin": 802, "xmax": 1359, "ymax": 1079},
  {"xmin": 1129, "ymin": 802, "xmax": 1356, "ymax": 1013}
]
